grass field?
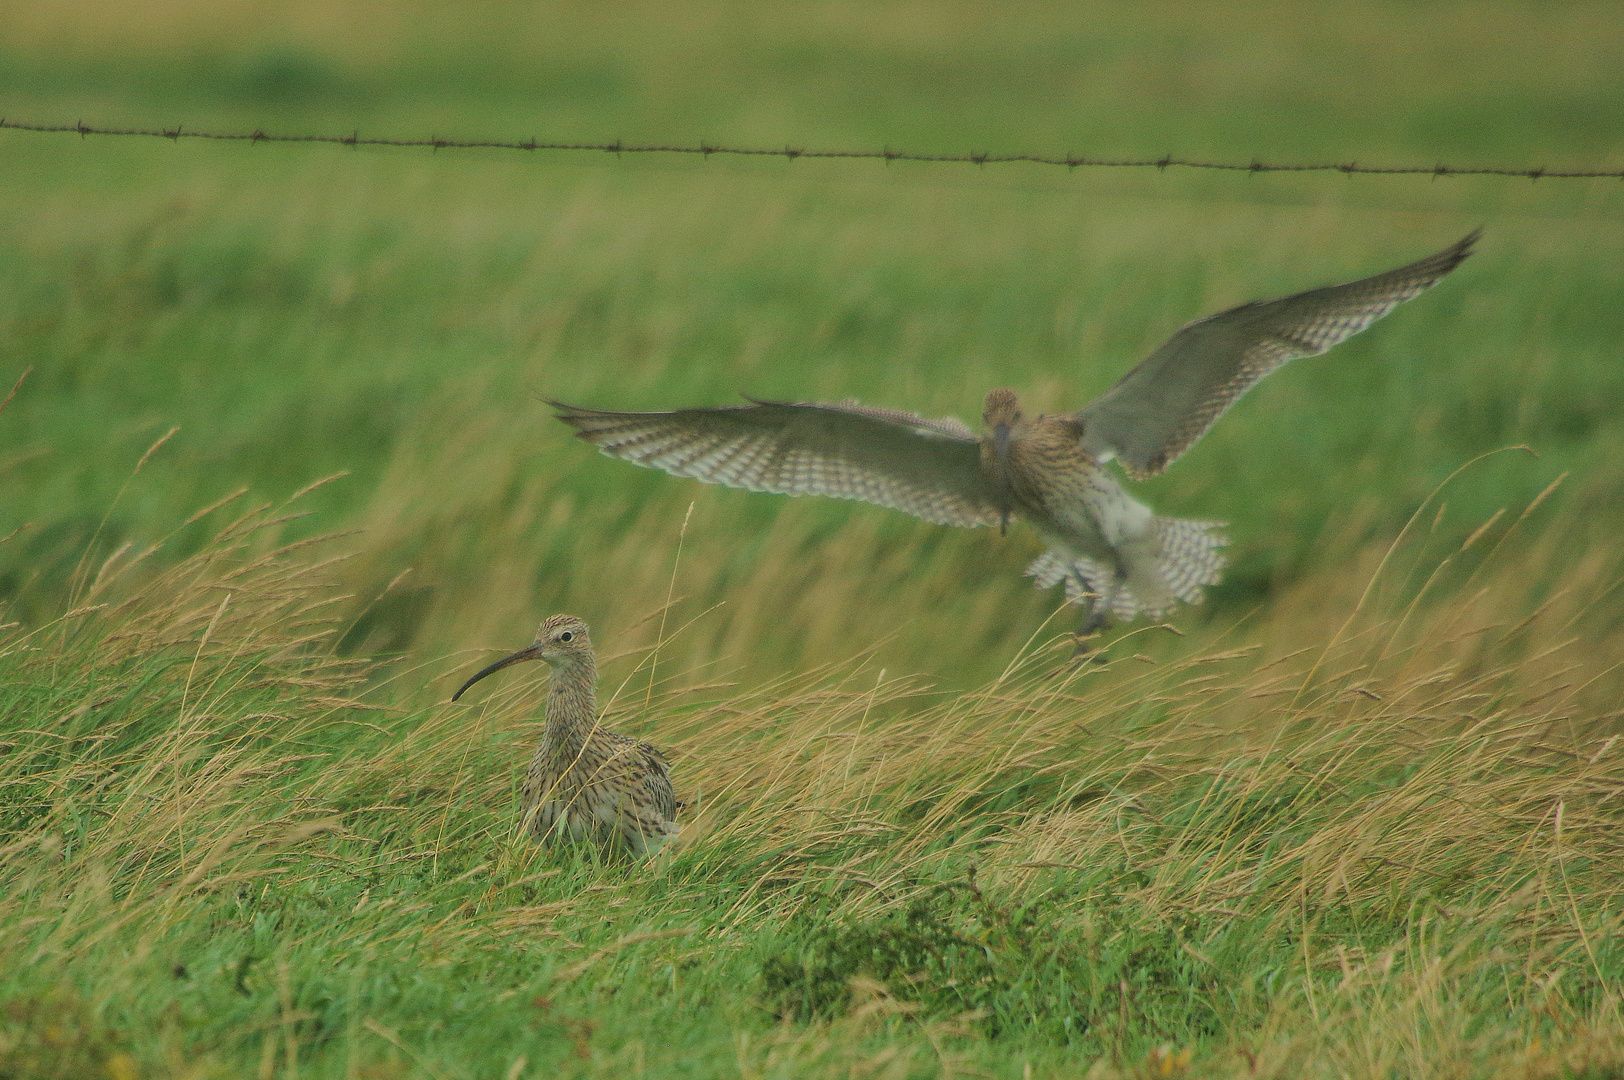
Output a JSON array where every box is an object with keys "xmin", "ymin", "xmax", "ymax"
[{"xmin": 3, "ymin": 2, "xmax": 1623, "ymax": 1076}]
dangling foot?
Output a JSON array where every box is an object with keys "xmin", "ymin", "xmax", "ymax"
[{"xmin": 1070, "ymin": 604, "xmax": 1112, "ymax": 664}]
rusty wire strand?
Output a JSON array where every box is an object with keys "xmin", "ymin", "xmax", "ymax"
[{"xmin": 2, "ymin": 117, "xmax": 1620, "ymax": 180}]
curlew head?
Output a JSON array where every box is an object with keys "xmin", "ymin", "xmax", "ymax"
[
  {"xmin": 450, "ymin": 614, "xmax": 592, "ymax": 701},
  {"xmin": 982, "ymin": 388, "xmax": 1023, "ymax": 429}
]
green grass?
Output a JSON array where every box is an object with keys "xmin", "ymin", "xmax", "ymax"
[
  {"xmin": 2, "ymin": 1, "xmax": 1624, "ymax": 1076},
  {"xmin": 2, "ymin": 490, "xmax": 1622, "ymax": 1078},
  {"xmin": 2, "ymin": 148, "xmax": 1619, "ymax": 681}
]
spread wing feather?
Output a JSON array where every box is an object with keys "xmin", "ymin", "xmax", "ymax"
[
  {"xmin": 552, "ymin": 398, "xmax": 1002, "ymax": 528},
  {"xmin": 1074, "ymin": 231, "xmax": 1478, "ymax": 479}
]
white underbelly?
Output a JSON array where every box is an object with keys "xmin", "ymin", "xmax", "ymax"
[{"xmin": 1040, "ymin": 485, "xmax": 1153, "ymax": 555}]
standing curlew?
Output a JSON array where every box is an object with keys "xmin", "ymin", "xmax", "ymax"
[
  {"xmin": 553, "ymin": 233, "xmax": 1477, "ymax": 642},
  {"xmin": 452, "ymin": 614, "xmax": 679, "ymax": 856}
]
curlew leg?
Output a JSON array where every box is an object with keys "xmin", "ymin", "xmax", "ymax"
[{"xmin": 1070, "ymin": 598, "xmax": 1113, "ymax": 662}]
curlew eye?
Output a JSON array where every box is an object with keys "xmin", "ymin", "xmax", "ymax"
[{"xmin": 558, "ymin": 631, "xmax": 574, "ymax": 642}]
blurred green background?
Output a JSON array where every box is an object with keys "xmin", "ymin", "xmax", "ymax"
[{"xmin": 1, "ymin": 0, "xmax": 1621, "ymax": 687}]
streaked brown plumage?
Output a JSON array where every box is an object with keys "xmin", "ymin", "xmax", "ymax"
[
  {"xmin": 554, "ymin": 233, "xmax": 1477, "ymax": 637},
  {"xmin": 452, "ymin": 615, "xmax": 678, "ymax": 856}
]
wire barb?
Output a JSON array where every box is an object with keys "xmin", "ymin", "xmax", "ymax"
[{"xmin": 0, "ymin": 117, "xmax": 1620, "ymax": 179}]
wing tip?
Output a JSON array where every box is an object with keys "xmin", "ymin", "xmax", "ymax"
[
  {"xmin": 1448, "ymin": 226, "xmax": 1482, "ymax": 259},
  {"xmin": 1427, "ymin": 228, "xmax": 1482, "ymax": 278},
  {"xmin": 549, "ymin": 400, "xmax": 632, "ymax": 445}
]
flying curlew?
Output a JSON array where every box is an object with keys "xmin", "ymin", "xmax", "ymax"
[
  {"xmin": 452, "ymin": 614, "xmax": 679, "ymax": 856},
  {"xmin": 553, "ymin": 233, "xmax": 1477, "ymax": 643}
]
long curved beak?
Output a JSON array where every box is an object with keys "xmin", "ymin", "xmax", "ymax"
[
  {"xmin": 992, "ymin": 422, "xmax": 1013, "ymax": 536},
  {"xmin": 451, "ymin": 643, "xmax": 543, "ymax": 702}
]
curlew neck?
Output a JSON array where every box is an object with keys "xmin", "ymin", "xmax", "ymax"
[
  {"xmin": 543, "ymin": 652, "xmax": 598, "ymax": 760},
  {"xmin": 981, "ymin": 388, "xmax": 1025, "ymax": 534}
]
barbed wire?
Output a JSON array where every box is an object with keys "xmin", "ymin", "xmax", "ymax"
[{"xmin": 3, "ymin": 117, "xmax": 1620, "ymax": 180}]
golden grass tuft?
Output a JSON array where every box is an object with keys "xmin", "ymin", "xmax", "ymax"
[{"xmin": 1, "ymin": 478, "xmax": 1621, "ymax": 1075}]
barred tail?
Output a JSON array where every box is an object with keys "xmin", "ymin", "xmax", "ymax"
[
  {"xmin": 1025, "ymin": 517, "xmax": 1228, "ymax": 622},
  {"xmin": 1150, "ymin": 516, "xmax": 1229, "ymax": 605}
]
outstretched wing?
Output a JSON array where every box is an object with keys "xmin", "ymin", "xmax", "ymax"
[
  {"xmin": 552, "ymin": 398, "xmax": 1003, "ymax": 528},
  {"xmin": 1074, "ymin": 231, "xmax": 1478, "ymax": 479}
]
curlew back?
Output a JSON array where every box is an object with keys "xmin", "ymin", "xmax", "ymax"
[
  {"xmin": 552, "ymin": 398, "xmax": 1003, "ymax": 528},
  {"xmin": 1073, "ymin": 231, "xmax": 1478, "ymax": 479}
]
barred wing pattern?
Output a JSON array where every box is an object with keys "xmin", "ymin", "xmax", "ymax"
[
  {"xmin": 552, "ymin": 399, "xmax": 1004, "ymax": 528},
  {"xmin": 614, "ymin": 735, "xmax": 679, "ymax": 822},
  {"xmin": 1075, "ymin": 231, "xmax": 1478, "ymax": 479},
  {"xmin": 640, "ymin": 743, "xmax": 679, "ymax": 822}
]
